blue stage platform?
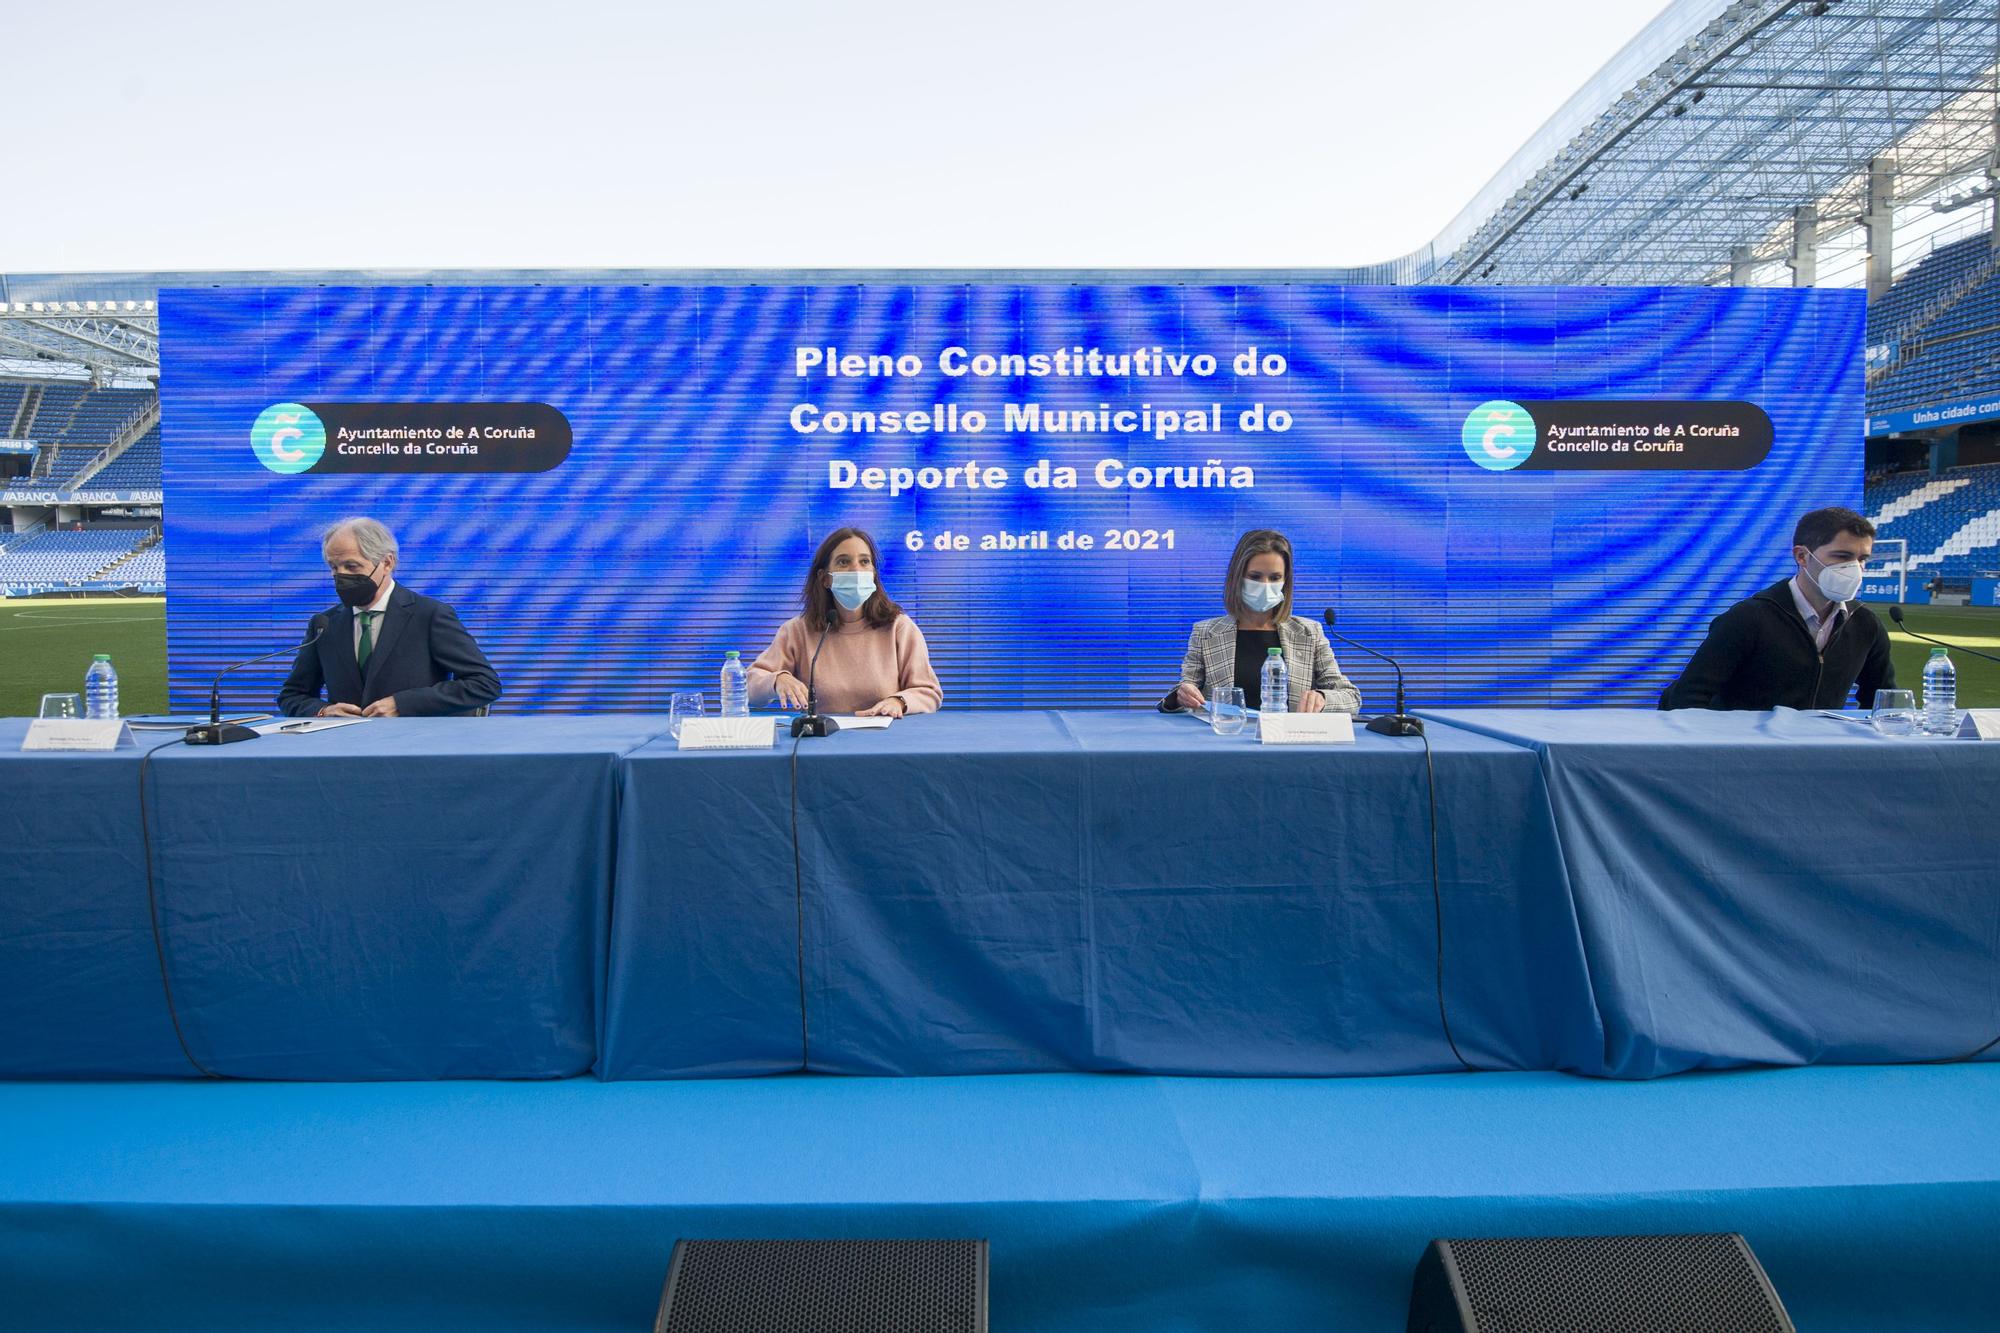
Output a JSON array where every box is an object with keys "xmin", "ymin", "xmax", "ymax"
[{"xmin": 4, "ymin": 1064, "xmax": 1995, "ymax": 1332}]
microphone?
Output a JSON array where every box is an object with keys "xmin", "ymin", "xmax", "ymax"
[
  {"xmin": 1890, "ymin": 604, "xmax": 2000, "ymax": 665},
  {"xmin": 1322, "ymin": 608, "xmax": 1424, "ymax": 737},
  {"xmin": 789, "ymin": 608, "xmax": 841, "ymax": 739},
  {"xmin": 186, "ymin": 617, "xmax": 327, "ymax": 746}
]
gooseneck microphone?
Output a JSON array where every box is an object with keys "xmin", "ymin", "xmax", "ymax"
[
  {"xmin": 186, "ymin": 616, "xmax": 327, "ymax": 746},
  {"xmin": 790, "ymin": 608, "xmax": 841, "ymax": 739},
  {"xmin": 1890, "ymin": 604, "xmax": 2000, "ymax": 665},
  {"xmin": 1322, "ymin": 608, "xmax": 1424, "ymax": 737}
]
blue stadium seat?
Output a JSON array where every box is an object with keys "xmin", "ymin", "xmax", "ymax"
[
  {"xmin": 1866, "ymin": 461, "xmax": 2000, "ymax": 579},
  {"xmin": 80, "ymin": 424, "xmax": 161, "ymax": 490},
  {"xmin": 0, "ymin": 529, "xmax": 156, "ymax": 588}
]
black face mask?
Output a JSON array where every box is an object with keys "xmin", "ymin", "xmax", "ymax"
[{"xmin": 333, "ymin": 563, "xmax": 381, "ymax": 608}]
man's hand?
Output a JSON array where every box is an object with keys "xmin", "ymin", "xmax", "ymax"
[
  {"xmin": 774, "ymin": 671, "xmax": 811, "ymax": 710},
  {"xmin": 859, "ymin": 696, "xmax": 907, "ymax": 718},
  {"xmin": 361, "ymin": 697, "xmax": 400, "ymax": 719},
  {"xmin": 319, "ymin": 703, "xmax": 364, "ymax": 718},
  {"xmin": 1175, "ymin": 682, "xmax": 1206, "ymax": 711},
  {"xmin": 1301, "ymin": 690, "xmax": 1326, "ymax": 714}
]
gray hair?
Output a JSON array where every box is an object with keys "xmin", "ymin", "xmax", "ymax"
[{"xmin": 322, "ymin": 516, "xmax": 400, "ymax": 565}]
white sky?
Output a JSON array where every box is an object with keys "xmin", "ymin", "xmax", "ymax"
[{"xmin": 3, "ymin": 0, "xmax": 1671, "ymax": 273}]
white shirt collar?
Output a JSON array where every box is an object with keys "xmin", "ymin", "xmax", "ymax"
[
  {"xmin": 1789, "ymin": 573, "xmax": 1850, "ymax": 654},
  {"xmin": 361, "ymin": 577, "xmax": 395, "ymax": 615}
]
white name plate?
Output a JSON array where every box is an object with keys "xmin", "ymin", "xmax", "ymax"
[
  {"xmin": 1957, "ymin": 709, "xmax": 2000, "ymax": 740},
  {"xmin": 21, "ymin": 719, "xmax": 136, "ymax": 752},
  {"xmin": 677, "ymin": 717, "xmax": 777, "ymax": 750},
  {"xmin": 1258, "ymin": 712, "xmax": 1356, "ymax": 745}
]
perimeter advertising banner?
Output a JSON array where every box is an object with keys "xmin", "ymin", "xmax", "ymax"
[{"xmin": 158, "ymin": 283, "xmax": 1862, "ymax": 711}]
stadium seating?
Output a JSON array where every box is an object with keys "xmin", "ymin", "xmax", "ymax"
[
  {"xmin": 115, "ymin": 546, "xmax": 168, "ymax": 583},
  {"xmin": 1865, "ymin": 460, "xmax": 2000, "ymax": 578},
  {"xmin": 0, "ymin": 529, "xmax": 156, "ymax": 587},
  {"xmin": 1864, "ymin": 232, "xmax": 2000, "ymax": 415},
  {"xmin": 81, "ymin": 424, "xmax": 162, "ymax": 490},
  {"xmin": 16, "ymin": 387, "xmax": 154, "ymax": 485},
  {"xmin": 1865, "ymin": 233, "xmax": 1992, "ymax": 349},
  {"xmin": 0, "ymin": 383, "xmax": 26, "ymax": 437}
]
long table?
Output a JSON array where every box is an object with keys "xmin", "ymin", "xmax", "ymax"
[
  {"xmin": 3, "ymin": 710, "xmax": 1996, "ymax": 1080},
  {"xmin": 601, "ymin": 711, "xmax": 1600, "ymax": 1078},
  {"xmin": 1423, "ymin": 708, "xmax": 2000, "ymax": 1077},
  {"xmin": 0, "ymin": 716, "xmax": 667, "ymax": 1079}
]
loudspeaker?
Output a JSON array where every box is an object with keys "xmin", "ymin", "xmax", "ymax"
[
  {"xmin": 1408, "ymin": 1232, "xmax": 1794, "ymax": 1332},
  {"xmin": 655, "ymin": 1238, "xmax": 988, "ymax": 1333}
]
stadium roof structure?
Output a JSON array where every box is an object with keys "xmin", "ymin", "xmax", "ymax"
[
  {"xmin": 1405, "ymin": 0, "xmax": 2000, "ymax": 287},
  {"xmin": 2, "ymin": 0, "xmax": 1997, "ymax": 386}
]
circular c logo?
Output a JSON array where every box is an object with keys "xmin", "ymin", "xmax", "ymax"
[
  {"xmin": 251, "ymin": 402, "xmax": 325, "ymax": 474},
  {"xmin": 1462, "ymin": 400, "xmax": 1535, "ymax": 471}
]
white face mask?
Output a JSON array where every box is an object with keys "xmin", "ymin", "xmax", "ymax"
[
  {"xmin": 1241, "ymin": 579, "xmax": 1285, "ymax": 613},
  {"xmin": 1806, "ymin": 552, "xmax": 1863, "ymax": 604},
  {"xmin": 829, "ymin": 570, "xmax": 876, "ymax": 611}
]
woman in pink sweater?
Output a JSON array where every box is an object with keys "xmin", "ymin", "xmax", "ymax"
[{"xmin": 748, "ymin": 527, "xmax": 943, "ymax": 717}]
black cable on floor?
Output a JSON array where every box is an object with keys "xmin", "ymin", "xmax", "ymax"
[
  {"xmin": 136, "ymin": 735, "xmax": 220, "ymax": 1078},
  {"xmin": 1415, "ymin": 725, "xmax": 1473, "ymax": 1073},
  {"xmin": 789, "ymin": 727, "xmax": 810, "ymax": 1072}
]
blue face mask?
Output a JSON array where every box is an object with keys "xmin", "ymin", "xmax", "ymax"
[
  {"xmin": 829, "ymin": 571, "xmax": 876, "ymax": 611},
  {"xmin": 1241, "ymin": 579, "xmax": 1285, "ymax": 613}
]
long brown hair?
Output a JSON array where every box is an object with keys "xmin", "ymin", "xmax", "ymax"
[
  {"xmin": 1222, "ymin": 529, "xmax": 1294, "ymax": 621},
  {"xmin": 801, "ymin": 526, "xmax": 903, "ymax": 628}
]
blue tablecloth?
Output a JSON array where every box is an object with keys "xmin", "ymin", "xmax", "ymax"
[
  {"xmin": 1422, "ymin": 709, "xmax": 2000, "ymax": 1077},
  {"xmin": 602, "ymin": 711, "xmax": 1602, "ymax": 1078},
  {"xmin": 0, "ymin": 717, "xmax": 666, "ymax": 1078},
  {"xmin": 12, "ymin": 708, "xmax": 1992, "ymax": 1081}
]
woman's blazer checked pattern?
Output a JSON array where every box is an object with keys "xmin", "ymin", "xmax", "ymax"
[{"xmin": 1177, "ymin": 615, "xmax": 1363, "ymax": 713}]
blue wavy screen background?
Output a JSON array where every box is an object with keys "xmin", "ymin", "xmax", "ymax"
[{"xmin": 157, "ymin": 283, "xmax": 1863, "ymax": 712}]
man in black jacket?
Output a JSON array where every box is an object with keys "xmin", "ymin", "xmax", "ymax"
[
  {"xmin": 278, "ymin": 516, "xmax": 502, "ymax": 718},
  {"xmin": 1660, "ymin": 506, "xmax": 1896, "ymax": 711}
]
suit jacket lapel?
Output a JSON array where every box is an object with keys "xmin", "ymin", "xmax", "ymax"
[
  {"xmin": 362, "ymin": 586, "xmax": 413, "ymax": 688},
  {"xmin": 1203, "ymin": 619, "xmax": 1233, "ymax": 690},
  {"xmin": 1279, "ymin": 619, "xmax": 1310, "ymax": 705}
]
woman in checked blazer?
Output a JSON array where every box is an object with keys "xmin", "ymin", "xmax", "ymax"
[{"xmin": 1163, "ymin": 529, "xmax": 1362, "ymax": 714}]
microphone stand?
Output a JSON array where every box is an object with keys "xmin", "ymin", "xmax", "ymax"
[
  {"xmin": 187, "ymin": 623, "xmax": 326, "ymax": 746},
  {"xmin": 1322, "ymin": 608, "xmax": 1424, "ymax": 737},
  {"xmin": 1890, "ymin": 605, "xmax": 2000, "ymax": 665},
  {"xmin": 790, "ymin": 612, "xmax": 840, "ymax": 739}
]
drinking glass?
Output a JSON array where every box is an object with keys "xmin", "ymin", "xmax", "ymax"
[
  {"xmin": 670, "ymin": 691, "xmax": 705, "ymax": 739},
  {"xmin": 1210, "ymin": 686, "xmax": 1248, "ymax": 736},
  {"xmin": 1870, "ymin": 689, "xmax": 1917, "ymax": 737},
  {"xmin": 38, "ymin": 693, "xmax": 82, "ymax": 720}
]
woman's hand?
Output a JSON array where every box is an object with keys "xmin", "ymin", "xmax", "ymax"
[
  {"xmin": 859, "ymin": 696, "xmax": 907, "ymax": 718},
  {"xmin": 1301, "ymin": 690, "xmax": 1326, "ymax": 714},
  {"xmin": 1175, "ymin": 681, "xmax": 1206, "ymax": 711},
  {"xmin": 774, "ymin": 672, "xmax": 811, "ymax": 710}
]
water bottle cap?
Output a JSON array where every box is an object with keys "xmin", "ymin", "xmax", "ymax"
[
  {"xmin": 726, "ymin": 650, "xmax": 740, "ymax": 658},
  {"xmin": 1267, "ymin": 647, "xmax": 1283, "ymax": 657},
  {"xmin": 92, "ymin": 654, "xmax": 111, "ymax": 661},
  {"xmin": 1929, "ymin": 646, "xmax": 1948, "ymax": 656}
]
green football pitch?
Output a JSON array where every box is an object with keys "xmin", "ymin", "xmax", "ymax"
[
  {"xmin": 3, "ymin": 598, "xmax": 169, "ymax": 716},
  {"xmin": 3, "ymin": 595, "xmax": 1997, "ymax": 718}
]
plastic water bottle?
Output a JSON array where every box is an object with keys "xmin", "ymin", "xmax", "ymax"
[
  {"xmin": 1921, "ymin": 647, "xmax": 1957, "ymax": 735},
  {"xmin": 1260, "ymin": 647, "xmax": 1289, "ymax": 714},
  {"xmin": 720, "ymin": 650, "xmax": 749, "ymax": 717},
  {"xmin": 84, "ymin": 654, "xmax": 119, "ymax": 719}
]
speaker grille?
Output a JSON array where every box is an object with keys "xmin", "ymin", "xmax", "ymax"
[
  {"xmin": 1444, "ymin": 1234, "xmax": 1789, "ymax": 1333},
  {"xmin": 657, "ymin": 1239, "xmax": 987, "ymax": 1333}
]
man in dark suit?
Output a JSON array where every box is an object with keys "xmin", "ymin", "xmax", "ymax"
[
  {"xmin": 278, "ymin": 517, "xmax": 501, "ymax": 718},
  {"xmin": 1660, "ymin": 506, "xmax": 1896, "ymax": 711}
]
